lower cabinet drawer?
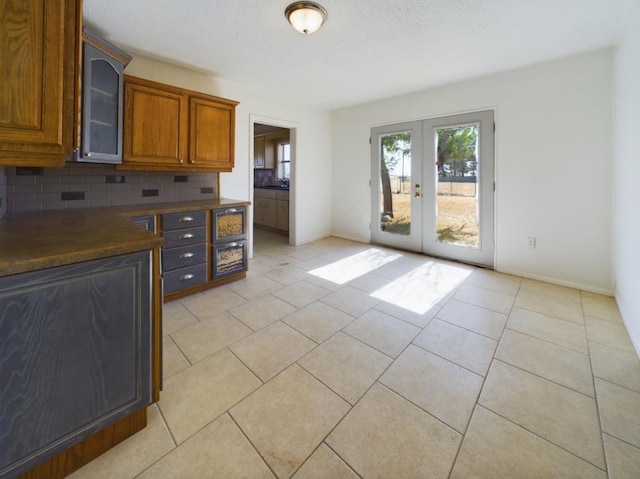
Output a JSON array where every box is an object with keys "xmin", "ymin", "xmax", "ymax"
[
  {"xmin": 163, "ymin": 264, "xmax": 207, "ymax": 294},
  {"xmin": 162, "ymin": 210, "xmax": 206, "ymax": 230},
  {"xmin": 163, "ymin": 243, "xmax": 207, "ymax": 271},
  {"xmin": 162, "ymin": 226, "xmax": 206, "ymax": 248},
  {"xmin": 212, "ymin": 240, "xmax": 247, "ymax": 280}
]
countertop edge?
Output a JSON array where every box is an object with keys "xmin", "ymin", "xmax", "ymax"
[{"xmin": 0, "ymin": 199, "xmax": 249, "ymax": 277}]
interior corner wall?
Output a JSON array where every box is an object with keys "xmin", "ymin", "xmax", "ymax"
[
  {"xmin": 124, "ymin": 55, "xmax": 333, "ymax": 246},
  {"xmin": 331, "ymin": 49, "xmax": 614, "ymax": 294},
  {"xmin": 614, "ymin": 1, "xmax": 640, "ymax": 354}
]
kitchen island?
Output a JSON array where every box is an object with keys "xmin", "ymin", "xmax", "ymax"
[{"xmin": 0, "ymin": 198, "xmax": 248, "ymax": 479}]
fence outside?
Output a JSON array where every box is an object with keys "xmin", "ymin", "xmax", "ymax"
[
  {"xmin": 391, "ymin": 176, "xmax": 477, "ymax": 197},
  {"xmin": 437, "ymin": 178, "xmax": 477, "ymax": 197}
]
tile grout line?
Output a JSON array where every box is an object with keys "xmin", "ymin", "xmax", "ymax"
[
  {"xmin": 583, "ymin": 294, "xmax": 612, "ymax": 478},
  {"xmin": 445, "ymin": 276, "xmax": 522, "ymax": 479},
  {"xmin": 103, "ymin": 230, "xmax": 631, "ymax": 478},
  {"xmin": 226, "ymin": 412, "xmax": 280, "ymax": 479}
]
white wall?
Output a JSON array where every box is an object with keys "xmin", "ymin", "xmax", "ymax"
[
  {"xmin": 614, "ymin": 2, "xmax": 640, "ymax": 352},
  {"xmin": 332, "ymin": 49, "xmax": 614, "ymax": 294},
  {"xmin": 125, "ymin": 55, "xmax": 333, "ymax": 247}
]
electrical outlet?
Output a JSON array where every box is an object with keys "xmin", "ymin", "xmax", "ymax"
[{"xmin": 527, "ymin": 237, "xmax": 536, "ymax": 248}]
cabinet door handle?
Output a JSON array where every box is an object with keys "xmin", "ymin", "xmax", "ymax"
[
  {"xmin": 179, "ymin": 274, "xmax": 195, "ymax": 281},
  {"xmin": 225, "ymin": 208, "xmax": 237, "ymax": 213},
  {"xmin": 179, "ymin": 233, "xmax": 194, "ymax": 239},
  {"xmin": 179, "ymin": 252, "xmax": 195, "ymax": 259},
  {"xmin": 226, "ymin": 242, "xmax": 239, "ymax": 248},
  {"xmin": 179, "ymin": 216, "xmax": 194, "ymax": 222}
]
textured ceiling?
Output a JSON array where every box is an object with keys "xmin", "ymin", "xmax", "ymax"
[{"xmin": 83, "ymin": 0, "xmax": 633, "ymax": 109}]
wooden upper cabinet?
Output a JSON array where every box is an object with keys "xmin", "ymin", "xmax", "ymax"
[
  {"xmin": 189, "ymin": 96, "xmax": 234, "ymax": 171},
  {"xmin": 0, "ymin": 0, "xmax": 82, "ymax": 167},
  {"xmin": 122, "ymin": 76, "xmax": 238, "ymax": 172},
  {"xmin": 124, "ymin": 79, "xmax": 189, "ymax": 166}
]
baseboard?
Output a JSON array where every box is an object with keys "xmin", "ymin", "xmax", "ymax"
[
  {"xmin": 496, "ymin": 268, "xmax": 615, "ymax": 296},
  {"xmin": 330, "ymin": 233, "xmax": 370, "ymax": 244},
  {"xmin": 293, "ymin": 232, "xmax": 333, "ymax": 245},
  {"xmin": 616, "ymin": 298, "xmax": 640, "ymax": 357}
]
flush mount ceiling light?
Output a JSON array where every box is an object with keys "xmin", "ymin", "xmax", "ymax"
[{"xmin": 285, "ymin": 2, "xmax": 327, "ymax": 35}]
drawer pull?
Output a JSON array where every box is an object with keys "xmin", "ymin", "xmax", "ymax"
[
  {"xmin": 179, "ymin": 216, "xmax": 194, "ymax": 223},
  {"xmin": 226, "ymin": 242, "xmax": 239, "ymax": 248},
  {"xmin": 179, "ymin": 252, "xmax": 195, "ymax": 259},
  {"xmin": 179, "ymin": 274, "xmax": 195, "ymax": 281},
  {"xmin": 179, "ymin": 233, "xmax": 194, "ymax": 240},
  {"xmin": 225, "ymin": 208, "xmax": 238, "ymax": 213}
]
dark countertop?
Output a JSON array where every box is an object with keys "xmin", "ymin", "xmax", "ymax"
[
  {"xmin": 116, "ymin": 198, "xmax": 250, "ymax": 217},
  {"xmin": 0, "ymin": 198, "xmax": 250, "ymax": 277}
]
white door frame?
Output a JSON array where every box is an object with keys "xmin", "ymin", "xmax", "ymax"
[
  {"xmin": 370, "ymin": 120, "xmax": 424, "ymax": 252},
  {"xmin": 249, "ymin": 114, "xmax": 298, "ymax": 257},
  {"xmin": 370, "ymin": 110, "xmax": 495, "ymax": 267}
]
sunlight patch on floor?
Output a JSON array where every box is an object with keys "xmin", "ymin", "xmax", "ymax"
[
  {"xmin": 309, "ymin": 249, "xmax": 402, "ymax": 285},
  {"xmin": 371, "ymin": 261, "xmax": 472, "ymax": 314}
]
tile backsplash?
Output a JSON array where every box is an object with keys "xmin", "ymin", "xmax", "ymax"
[
  {"xmin": 254, "ymin": 168, "xmax": 277, "ymax": 187},
  {"xmin": 6, "ymin": 163, "xmax": 217, "ymax": 213}
]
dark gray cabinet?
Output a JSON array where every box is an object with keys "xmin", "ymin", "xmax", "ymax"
[
  {"xmin": 75, "ymin": 28, "xmax": 131, "ymax": 164},
  {"xmin": 0, "ymin": 251, "xmax": 152, "ymax": 479},
  {"xmin": 161, "ymin": 211, "xmax": 208, "ymax": 294},
  {"xmin": 212, "ymin": 206, "xmax": 248, "ymax": 280},
  {"xmin": 131, "ymin": 215, "xmax": 157, "ymax": 233}
]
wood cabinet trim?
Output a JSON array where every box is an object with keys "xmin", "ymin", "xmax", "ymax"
[
  {"xmin": 121, "ymin": 75, "xmax": 237, "ymax": 172},
  {"xmin": 0, "ymin": 0, "xmax": 81, "ymax": 166}
]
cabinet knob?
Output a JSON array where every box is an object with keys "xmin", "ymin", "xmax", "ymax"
[
  {"xmin": 189, "ymin": 159, "xmax": 195, "ymax": 164},
  {"xmin": 179, "ymin": 160, "xmax": 184, "ymax": 164}
]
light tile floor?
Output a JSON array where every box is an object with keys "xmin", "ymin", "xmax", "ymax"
[{"xmin": 70, "ymin": 229, "xmax": 640, "ymax": 479}]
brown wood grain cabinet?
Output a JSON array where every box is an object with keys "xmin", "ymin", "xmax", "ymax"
[
  {"xmin": 0, "ymin": 0, "xmax": 82, "ymax": 167},
  {"xmin": 122, "ymin": 76, "xmax": 238, "ymax": 172}
]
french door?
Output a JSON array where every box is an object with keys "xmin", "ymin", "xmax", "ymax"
[{"xmin": 371, "ymin": 110, "xmax": 494, "ymax": 267}]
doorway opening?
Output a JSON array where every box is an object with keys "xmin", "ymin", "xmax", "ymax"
[
  {"xmin": 371, "ymin": 110, "xmax": 495, "ymax": 267},
  {"xmin": 252, "ymin": 122, "xmax": 292, "ymax": 250}
]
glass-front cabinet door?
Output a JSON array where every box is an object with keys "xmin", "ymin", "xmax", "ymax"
[{"xmin": 77, "ymin": 30, "xmax": 131, "ymax": 164}]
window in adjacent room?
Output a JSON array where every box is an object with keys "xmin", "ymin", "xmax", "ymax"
[{"xmin": 279, "ymin": 142, "xmax": 291, "ymax": 180}]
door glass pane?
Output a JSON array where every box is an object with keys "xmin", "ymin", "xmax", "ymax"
[
  {"xmin": 379, "ymin": 132, "xmax": 411, "ymax": 235},
  {"xmin": 89, "ymin": 59, "xmax": 118, "ymax": 155},
  {"xmin": 434, "ymin": 124, "xmax": 479, "ymax": 247}
]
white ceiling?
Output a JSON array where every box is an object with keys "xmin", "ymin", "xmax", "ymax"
[{"xmin": 83, "ymin": 0, "xmax": 633, "ymax": 110}]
